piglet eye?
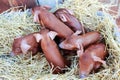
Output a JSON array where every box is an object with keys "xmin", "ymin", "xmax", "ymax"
[{"xmin": 15, "ymin": 48, "xmax": 21, "ymax": 52}]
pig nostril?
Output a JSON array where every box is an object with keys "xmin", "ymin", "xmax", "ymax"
[
  {"xmin": 79, "ymin": 74, "xmax": 86, "ymax": 78},
  {"xmin": 10, "ymin": 52, "xmax": 15, "ymax": 57}
]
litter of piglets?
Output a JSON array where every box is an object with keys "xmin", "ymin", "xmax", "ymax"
[
  {"xmin": 10, "ymin": 6, "xmax": 108, "ymax": 78},
  {"xmin": 1, "ymin": 0, "xmax": 120, "ymax": 80}
]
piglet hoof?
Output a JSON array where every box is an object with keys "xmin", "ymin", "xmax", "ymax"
[
  {"xmin": 73, "ymin": 30, "xmax": 82, "ymax": 36},
  {"xmin": 102, "ymin": 61, "xmax": 107, "ymax": 68}
]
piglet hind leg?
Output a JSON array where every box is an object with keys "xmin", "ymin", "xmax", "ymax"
[{"xmin": 51, "ymin": 64, "xmax": 65, "ymax": 74}]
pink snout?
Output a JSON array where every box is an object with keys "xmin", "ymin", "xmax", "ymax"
[{"xmin": 10, "ymin": 52, "xmax": 15, "ymax": 56}]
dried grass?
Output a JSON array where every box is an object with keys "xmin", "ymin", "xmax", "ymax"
[{"xmin": 0, "ymin": 0, "xmax": 120, "ymax": 80}]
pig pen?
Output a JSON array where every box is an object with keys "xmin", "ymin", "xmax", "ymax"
[{"xmin": 0, "ymin": 0, "xmax": 120, "ymax": 80}]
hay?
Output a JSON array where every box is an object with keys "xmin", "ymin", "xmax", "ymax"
[
  {"xmin": 0, "ymin": 0, "xmax": 120, "ymax": 80},
  {"xmin": 0, "ymin": 9, "xmax": 40, "ymax": 54}
]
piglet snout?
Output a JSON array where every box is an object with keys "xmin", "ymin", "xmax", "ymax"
[
  {"xmin": 10, "ymin": 52, "xmax": 15, "ymax": 57},
  {"xmin": 80, "ymin": 74, "xmax": 86, "ymax": 78}
]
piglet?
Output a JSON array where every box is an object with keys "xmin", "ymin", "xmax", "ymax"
[
  {"xmin": 32, "ymin": 6, "xmax": 74, "ymax": 39},
  {"xmin": 59, "ymin": 31, "xmax": 101, "ymax": 55},
  {"xmin": 54, "ymin": 8, "xmax": 85, "ymax": 33},
  {"xmin": 34, "ymin": 29, "xmax": 70, "ymax": 74},
  {"xmin": 79, "ymin": 43, "xmax": 107, "ymax": 78},
  {"xmin": 11, "ymin": 32, "xmax": 39, "ymax": 56}
]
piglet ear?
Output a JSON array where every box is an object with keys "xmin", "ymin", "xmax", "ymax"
[
  {"xmin": 47, "ymin": 31, "xmax": 58, "ymax": 40},
  {"xmin": 92, "ymin": 54, "xmax": 107, "ymax": 66},
  {"xmin": 33, "ymin": 33, "xmax": 42, "ymax": 42},
  {"xmin": 59, "ymin": 14, "xmax": 67, "ymax": 22},
  {"xmin": 20, "ymin": 40, "xmax": 31, "ymax": 54},
  {"xmin": 73, "ymin": 30, "xmax": 82, "ymax": 36},
  {"xmin": 33, "ymin": 12, "xmax": 40, "ymax": 23},
  {"xmin": 66, "ymin": 9, "xmax": 74, "ymax": 15}
]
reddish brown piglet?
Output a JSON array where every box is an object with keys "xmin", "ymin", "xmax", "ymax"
[
  {"xmin": 79, "ymin": 43, "xmax": 107, "ymax": 78},
  {"xmin": 11, "ymin": 32, "xmax": 39, "ymax": 56},
  {"xmin": 54, "ymin": 8, "xmax": 85, "ymax": 33},
  {"xmin": 34, "ymin": 29, "xmax": 70, "ymax": 74},
  {"xmin": 0, "ymin": 0, "xmax": 36, "ymax": 13},
  {"xmin": 0, "ymin": 0, "xmax": 10, "ymax": 13},
  {"xmin": 59, "ymin": 31, "xmax": 101, "ymax": 56},
  {"xmin": 32, "ymin": 6, "xmax": 74, "ymax": 39}
]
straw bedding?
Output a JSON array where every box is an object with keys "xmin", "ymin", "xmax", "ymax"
[{"xmin": 0, "ymin": 0, "xmax": 120, "ymax": 80}]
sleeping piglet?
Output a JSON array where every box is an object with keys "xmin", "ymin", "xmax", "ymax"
[
  {"xmin": 59, "ymin": 31, "xmax": 101, "ymax": 56},
  {"xmin": 11, "ymin": 32, "xmax": 39, "ymax": 56},
  {"xmin": 34, "ymin": 29, "xmax": 70, "ymax": 74},
  {"xmin": 32, "ymin": 6, "xmax": 74, "ymax": 39},
  {"xmin": 79, "ymin": 43, "xmax": 107, "ymax": 78},
  {"xmin": 54, "ymin": 8, "xmax": 85, "ymax": 33}
]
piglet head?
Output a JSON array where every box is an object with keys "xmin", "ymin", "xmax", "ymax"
[
  {"xmin": 59, "ymin": 37, "xmax": 76, "ymax": 50},
  {"xmin": 59, "ymin": 31, "xmax": 81, "ymax": 50},
  {"xmin": 79, "ymin": 54, "xmax": 94, "ymax": 78},
  {"xmin": 55, "ymin": 8, "xmax": 74, "ymax": 15},
  {"xmin": 32, "ymin": 6, "xmax": 51, "ymax": 23},
  {"xmin": 54, "ymin": 8, "xmax": 74, "ymax": 22},
  {"xmin": 11, "ymin": 37, "xmax": 31, "ymax": 56},
  {"xmin": 79, "ymin": 54, "xmax": 106, "ymax": 78}
]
